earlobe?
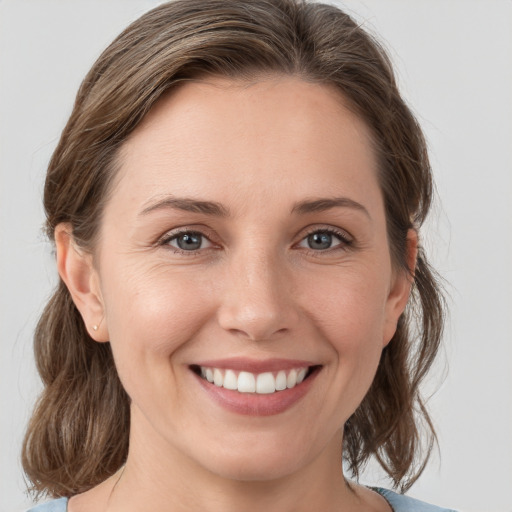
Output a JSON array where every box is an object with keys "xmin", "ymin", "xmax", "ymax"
[
  {"xmin": 55, "ymin": 223, "xmax": 109, "ymax": 342},
  {"xmin": 382, "ymin": 229, "xmax": 418, "ymax": 346}
]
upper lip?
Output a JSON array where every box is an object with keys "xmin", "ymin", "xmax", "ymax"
[{"xmin": 191, "ymin": 357, "xmax": 318, "ymax": 373}]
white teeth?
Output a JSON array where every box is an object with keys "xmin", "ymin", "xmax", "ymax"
[
  {"xmin": 275, "ymin": 370, "xmax": 287, "ymax": 391},
  {"xmin": 237, "ymin": 371, "xmax": 256, "ymax": 393},
  {"xmin": 198, "ymin": 366, "xmax": 311, "ymax": 394},
  {"xmin": 256, "ymin": 372, "xmax": 276, "ymax": 394},
  {"xmin": 296, "ymin": 368, "xmax": 307, "ymax": 384},
  {"xmin": 223, "ymin": 369, "xmax": 238, "ymax": 390},
  {"xmin": 287, "ymin": 369, "xmax": 297, "ymax": 388},
  {"xmin": 213, "ymin": 368, "xmax": 223, "ymax": 387}
]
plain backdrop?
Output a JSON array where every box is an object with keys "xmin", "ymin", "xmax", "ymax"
[{"xmin": 1, "ymin": 1, "xmax": 511, "ymax": 511}]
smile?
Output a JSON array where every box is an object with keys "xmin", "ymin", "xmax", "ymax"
[
  {"xmin": 190, "ymin": 359, "xmax": 322, "ymax": 415},
  {"xmin": 196, "ymin": 366, "xmax": 310, "ymax": 394}
]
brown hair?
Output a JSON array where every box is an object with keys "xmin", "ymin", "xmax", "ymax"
[{"xmin": 23, "ymin": 0, "xmax": 445, "ymax": 498}]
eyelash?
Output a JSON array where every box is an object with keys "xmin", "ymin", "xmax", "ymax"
[
  {"xmin": 158, "ymin": 229, "xmax": 217, "ymax": 257},
  {"xmin": 299, "ymin": 227, "xmax": 353, "ymax": 253},
  {"xmin": 158, "ymin": 226, "xmax": 353, "ymax": 256}
]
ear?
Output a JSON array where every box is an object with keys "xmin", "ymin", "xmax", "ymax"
[
  {"xmin": 55, "ymin": 223, "xmax": 109, "ymax": 342},
  {"xmin": 382, "ymin": 229, "xmax": 418, "ymax": 346}
]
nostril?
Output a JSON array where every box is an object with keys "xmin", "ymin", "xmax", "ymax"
[{"xmin": 216, "ymin": 288, "xmax": 299, "ymax": 342}]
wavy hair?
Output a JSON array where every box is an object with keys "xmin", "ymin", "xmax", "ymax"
[{"xmin": 23, "ymin": 0, "xmax": 445, "ymax": 498}]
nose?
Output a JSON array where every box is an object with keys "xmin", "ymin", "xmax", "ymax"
[{"xmin": 217, "ymin": 249, "xmax": 299, "ymax": 342}]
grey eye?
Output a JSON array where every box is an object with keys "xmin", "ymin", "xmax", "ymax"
[
  {"xmin": 307, "ymin": 232, "xmax": 334, "ymax": 250},
  {"xmin": 298, "ymin": 229, "xmax": 350, "ymax": 251},
  {"xmin": 170, "ymin": 232, "xmax": 205, "ymax": 251}
]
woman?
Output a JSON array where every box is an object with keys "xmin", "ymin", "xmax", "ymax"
[{"xmin": 23, "ymin": 0, "xmax": 454, "ymax": 510}]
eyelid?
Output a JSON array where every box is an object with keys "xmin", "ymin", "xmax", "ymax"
[
  {"xmin": 157, "ymin": 225, "xmax": 220, "ymax": 251},
  {"xmin": 295, "ymin": 225, "xmax": 354, "ymax": 252},
  {"xmin": 154, "ymin": 224, "xmax": 354, "ymax": 255},
  {"xmin": 299, "ymin": 225, "xmax": 353, "ymax": 242},
  {"xmin": 302, "ymin": 224, "xmax": 354, "ymax": 242}
]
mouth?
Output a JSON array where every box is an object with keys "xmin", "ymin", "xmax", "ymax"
[{"xmin": 189, "ymin": 364, "xmax": 321, "ymax": 395}]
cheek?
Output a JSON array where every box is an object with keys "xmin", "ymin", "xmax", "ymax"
[
  {"xmin": 310, "ymin": 268, "xmax": 386, "ymax": 408},
  {"xmin": 299, "ymin": 265, "xmax": 389, "ymax": 404},
  {"xmin": 301, "ymin": 264, "xmax": 389, "ymax": 347},
  {"xmin": 100, "ymin": 263, "xmax": 217, "ymax": 382}
]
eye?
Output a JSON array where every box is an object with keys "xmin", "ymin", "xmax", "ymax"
[
  {"xmin": 163, "ymin": 231, "xmax": 213, "ymax": 252},
  {"xmin": 297, "ymin": 229, "xmax": 351, "ymax": 251}
]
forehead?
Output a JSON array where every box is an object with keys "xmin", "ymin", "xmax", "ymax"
[{"xmin": 113, "ymin": 76, "xmax": 381, "ymax": 215}]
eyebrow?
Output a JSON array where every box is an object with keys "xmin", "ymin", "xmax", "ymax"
[
  {"xmin": 139, "ymin": 195, "xmax": 369, "ymax": 218},
  {"xmin": 140, "ymin": 196, "xmax": 229, "ymax": 217},
  {"xmin": 291, "ymin": 197, "xmax": 370, "ymax": 218}
]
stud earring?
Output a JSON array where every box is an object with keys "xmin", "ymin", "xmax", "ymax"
[{"xmin": 92, "ymin": 325, "xmax": 98, "ymax": 331}]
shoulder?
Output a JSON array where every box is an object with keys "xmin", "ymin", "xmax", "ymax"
[
  {"xmin": 26, "ymin": 498, "xmax": 68, "ymax": 512},
  {"xmin": 373, "ymin": 488, "xmax": 458, "ymax": 512}
]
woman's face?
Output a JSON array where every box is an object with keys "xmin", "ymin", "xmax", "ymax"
[{"xmin": 87, "ymin": 76, "xmax": 411, "ymax": 481}]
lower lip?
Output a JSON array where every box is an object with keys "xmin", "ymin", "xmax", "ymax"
[{"xmin": 193, "ymin": 368, "xmax": 320, "ymax": 416}]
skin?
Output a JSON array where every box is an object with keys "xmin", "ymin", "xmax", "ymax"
[{"xmin": 56, "ymin": 76, "xmax": 416, "ymax": 512}]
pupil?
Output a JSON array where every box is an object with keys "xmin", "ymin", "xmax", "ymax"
[
  {"xmin": 308, "ymin": 232, "xmax": 332, "ymax": 250},
  {"xmin": 177, "ymin": 233, "xmax": 201, "ymax": 250}
]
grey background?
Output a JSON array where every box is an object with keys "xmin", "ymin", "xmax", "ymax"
[{"xmin": 1, "ymin": 1, "xmax": 511, "ymax": 511}]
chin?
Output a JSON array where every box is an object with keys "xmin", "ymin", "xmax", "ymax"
[
  {"xmin": 188, "ymin": 429, "xmax": 316, "ymax": 482},
  {"xmin": 204, "ymin": 453, "xmax": 305, "ymax": 482}
]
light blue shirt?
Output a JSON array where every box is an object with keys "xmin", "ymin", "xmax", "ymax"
[
  {"xmin": 27, "ymin": 498, "xmax": 67, "ymax": 512},
  {"xmin": 26, "ymin": 488, "xmax": 457, "ymax": 511}
]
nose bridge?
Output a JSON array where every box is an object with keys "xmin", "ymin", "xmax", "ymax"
[{"xmin": 217, "ymin": 242, "xmax": 297, "ymax": 341}]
